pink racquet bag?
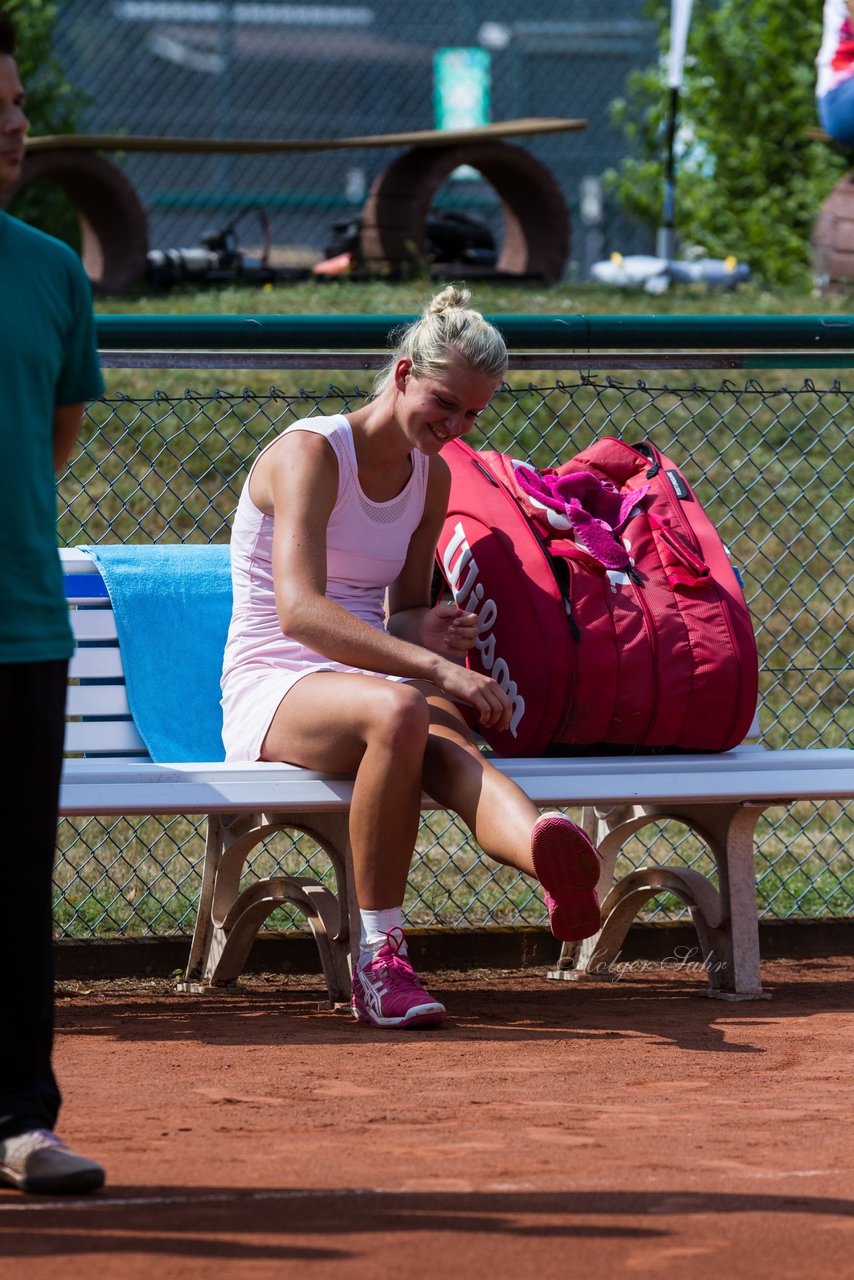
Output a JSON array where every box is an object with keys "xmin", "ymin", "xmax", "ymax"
[{"xmin": 435, "ymin": 436, "xmax": 758, "ymax": 756}]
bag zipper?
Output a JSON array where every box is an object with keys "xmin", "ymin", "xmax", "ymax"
[
  {"xmin": 521, "ymin": 510, "xmax": 581, "ymax": 744},
  {"xmin": 631, "ymin": 440, "xmax": 704, "ymax": 556},
  {"xmin": 627, "ymin": 569, "xmax": 660, "ymax": 742},
  {"xmin": 545, "ymin": 551, "xmax": 581, "ymax": 640}
]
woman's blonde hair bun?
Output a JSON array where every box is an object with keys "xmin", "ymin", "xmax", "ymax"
[
  {"xmin": 374, "ymin": 284, "xmax": 507, "ymax": 396},
  {"xmin": 425, "ymin": 285, "xmax": 471, "ymax": 315}
]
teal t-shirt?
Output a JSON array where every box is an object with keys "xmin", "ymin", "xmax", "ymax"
[{"xmin": 0, "ymin": 212, "xmax": 104, "ymax": 663}]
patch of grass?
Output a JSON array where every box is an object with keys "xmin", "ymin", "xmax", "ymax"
[{"xmin": 97, "ymin": 276, "xmax": 854, "ymax": 319}]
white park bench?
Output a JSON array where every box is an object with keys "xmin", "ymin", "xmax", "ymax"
[{"xmin": 59, "ymin": 547, "xmax": 854, "ymax": 1005}]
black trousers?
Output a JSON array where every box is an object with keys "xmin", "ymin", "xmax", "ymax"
[{"xmin": 0, "ymin": 660, "xmax": 67, "ymax": 1140}]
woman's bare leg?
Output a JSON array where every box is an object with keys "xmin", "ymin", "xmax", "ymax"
[
  {"xmin": 263, "ymin": 673, "xmax": 446, "ymax": 1028},
  {"xmin": 415, "ymin": 684, "xmax": 602, "ymax": 942},
  {"xmin": 413, "ymin": 684, "xmax": 540, "ymax": 874},
  {"xmin": 261, "ymin": 673, "xmax": 429, "ymax": 908}
]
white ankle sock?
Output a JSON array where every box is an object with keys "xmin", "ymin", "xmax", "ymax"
[{"xmin": 358, "ymin": 907, "xmax": 406, "ymax": 967}]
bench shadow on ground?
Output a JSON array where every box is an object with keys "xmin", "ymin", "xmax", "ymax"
[
  {"xmin": 54, "ymin": 962, "xmax": 854, "ymax": 1055},
  {"xmin": 0, "ymin": 1186, "xmax": 852, "ymax": 1259}
]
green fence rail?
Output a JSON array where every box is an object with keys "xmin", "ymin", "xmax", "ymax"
[
  {"xmin": 95, "ymin": 313, "xmax": 854, "ymax": 352},
  {"xmin": 54, "ymin": 316, "xmax": 853, "ymax": 943}
]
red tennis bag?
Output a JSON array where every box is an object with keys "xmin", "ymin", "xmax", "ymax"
[{"xmin": 434, "ymin": 436, "xmax": 758, "ymax": 756}]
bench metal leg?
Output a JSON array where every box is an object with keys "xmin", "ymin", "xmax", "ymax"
[
  {"xmin": 550, "ymin": 801, "xmax": 769, "ymax": 1000},
  {"xmin": 179, "ymin": 810, "xmax": 354, "ymax": 1005}
]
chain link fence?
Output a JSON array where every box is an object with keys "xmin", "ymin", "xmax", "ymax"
[
  {"xmin": 51, "ymin": 0, "xmax": 656, "ymax": 275},
  {"xmin": 55, "ymin": 370, "xmax": 853, "ymax": 939}
]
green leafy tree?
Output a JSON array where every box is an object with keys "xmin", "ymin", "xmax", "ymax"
[
  {"xmin": 607, "ymin": 0, "xmax": 848, "ymax": 286},
  {"xmin": 4, "ymin": 0, "xmax": 81, "ymax": 247}
]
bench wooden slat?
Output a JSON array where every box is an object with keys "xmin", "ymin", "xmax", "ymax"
[
  {"xmin": 71, "ymin": 611, "xmax": 119, "ymax": 642},
  {"xmin": 66, "ymin": 685, "xmax": 132, "ymax": 717},
  {"xmin": 65, "ymin": 574, "xmax": 109, "ymax": 600},
  {"xmin": 64, "ymin": 720, "xmax": 147, "ymax": 756},
  {"xmin": 61, "ymin": 548, "xmax": 101, "ymax": 573},
  {"xmin": 69, "ymin": 648, "xmax": 126, "ymax": 679}
]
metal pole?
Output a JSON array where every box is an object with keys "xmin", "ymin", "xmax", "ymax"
[
  {"xmin": 657, "ymin": 84, "xmax": 679, "ymax": 263},
  {"xmin": 657, "ymin": 0, "xmax": 694, "ymax": 263}
]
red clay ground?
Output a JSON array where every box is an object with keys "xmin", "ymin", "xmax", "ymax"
[{"xmin": 1, "ymin": 955, "xmax": 852, "ymax": 1279}]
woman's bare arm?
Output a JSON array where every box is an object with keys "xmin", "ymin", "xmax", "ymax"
[
  {"xmin": 387, "ymin": 455, "xmax": 479, "ymax": 657},
  {"xmin": 267, "ymin": 437, "xmax": 510, "ymax": 726},
  {"xmin": 269, "ymin": 434, "xmax": 447, "ymax": 679}
]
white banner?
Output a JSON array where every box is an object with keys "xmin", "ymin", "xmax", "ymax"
[{"xmin": 667, "ymin": 0, "xmax": 694, "ymax": 89}]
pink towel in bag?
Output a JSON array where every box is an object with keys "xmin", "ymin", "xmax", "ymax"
[{"xmin": 514, "ymin": 465, "xmax": 649, "ymax": 571}]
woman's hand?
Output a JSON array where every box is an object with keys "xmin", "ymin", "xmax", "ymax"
[
  {"xmin": 431, "ymin": 657, "xmax": 512, "ymax": 731},
  {"xmin": 421, "ymin": 600, "xmax": 479, "ymax": 659}
]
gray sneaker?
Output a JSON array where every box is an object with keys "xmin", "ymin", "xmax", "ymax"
[{"xmin": 0, "ymin": 1129, "xmax": 105, "ymax": 1195}]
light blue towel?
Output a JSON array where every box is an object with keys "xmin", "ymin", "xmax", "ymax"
[{"xmin": 85, "ymin": 544, "xmax": 232, "ymax": 762}]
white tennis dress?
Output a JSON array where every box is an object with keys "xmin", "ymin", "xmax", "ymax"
[{"xmin": 220, "ymin": 414, "xmax": 429, "ymax": 762}]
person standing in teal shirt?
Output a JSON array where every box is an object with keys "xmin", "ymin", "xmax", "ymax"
[{"xmin": 0, "ymin": 10, "xmax": 106, "ymax": 1195}]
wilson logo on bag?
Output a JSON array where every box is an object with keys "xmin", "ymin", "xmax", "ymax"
[
  {"xmin": 435, "ymin": 437, "xmax": 759, "ymax": 757},
  {"xmin": 440, "ymin": 520, "xmax": 527, "ymax": 738}
]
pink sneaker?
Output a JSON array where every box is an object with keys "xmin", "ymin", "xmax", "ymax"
[
  {"xmin": 352, "ymin": 928, "xmax": 446, "ymax": 1029},
  {"xmin": 531, "ymin": 811, "xmax": 603, "ymax": 942}
]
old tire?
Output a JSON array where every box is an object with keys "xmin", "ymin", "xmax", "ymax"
[
  {"xmin": 813, "ymin": 172, "xmax": 854, "ymax": 286},
  {"xmin": 360, "ymin": 140, "xmax": 570, "ymax": 284},
  {"xmin": 1, "ymin": 148, "xmax": 148, "ymax": 293}
]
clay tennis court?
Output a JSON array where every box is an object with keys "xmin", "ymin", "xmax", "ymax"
[{"xmin": 2, "ymin": 954, "xmax": 852, "ymax": 1279}]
